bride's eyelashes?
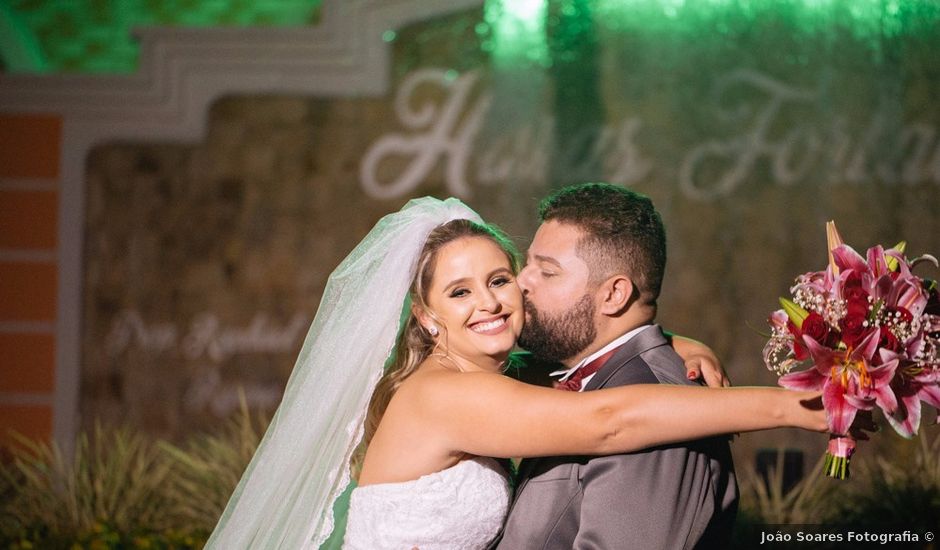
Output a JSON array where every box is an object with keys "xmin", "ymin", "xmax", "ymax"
[
  {"xmin": 448, "ymin": 275, "xmax": 514, "ymax": 299},
  {"xmin": 491, "ymin": 275, "xmax": 512, "ymax": 287}
]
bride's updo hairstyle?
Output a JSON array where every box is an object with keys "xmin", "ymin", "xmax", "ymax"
[{"xmin": 353, "ymin": 218, "xmax": 520, "ymax": 475}]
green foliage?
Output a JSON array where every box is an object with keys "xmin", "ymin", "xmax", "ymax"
[
  {"xmin": 0, "ymin": 424, "xmax": 175, "ymax": 544},
  {"xmin": 0, "ymin": 397, "xmax": 268, "ymax": 548},
  {"xmin": 734, "ymin": 450, "xmax": 840, "ymax": 547},
  {"xmin": 833, "ymin": 434, "xmax": 940, "ymax": 532},
  {"xmin": 738, "ymin": 451, "xmax": 844, "ymax": 525},
  {"xmin": 4, "ymin": 522, "xmax": 200, "ymax": 550},
  {"xmin": 159, "ymin": 397, "xmax": 269, "ymax": 535},
  {"xmin": 4, "ymin": 413, "xmax": 937, "ymax": 546},
  {"xmin": 737, "ymin": 433, "xmax": 940, "ymax": 542}
]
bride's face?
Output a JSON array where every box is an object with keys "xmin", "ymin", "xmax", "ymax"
[{"xmin": 421, "ymin": 236, "xmax": 524, "ymax": 369}]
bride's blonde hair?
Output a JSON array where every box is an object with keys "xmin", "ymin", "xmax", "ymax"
[{"xmin": 351, "ymin": 218, "xmax": 520, "ymax": 476}]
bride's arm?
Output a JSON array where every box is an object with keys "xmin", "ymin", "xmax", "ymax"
[{"xmin": 411, "ymin": 373, "xmax": 825, "ymax": 459}]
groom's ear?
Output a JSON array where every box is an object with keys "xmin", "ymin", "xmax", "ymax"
[{"xmin": 598, "ymin": 275, "xmax": 636, "ymax": 315}]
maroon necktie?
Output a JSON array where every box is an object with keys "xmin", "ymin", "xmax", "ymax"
[{"xmin": 555, "ymin": 348, "xmax": 619, "ymax": 391}]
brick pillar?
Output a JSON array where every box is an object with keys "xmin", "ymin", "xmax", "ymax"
[{"xmin": 0, "ymin": 113, "xmax": 62, "ymax": 447}]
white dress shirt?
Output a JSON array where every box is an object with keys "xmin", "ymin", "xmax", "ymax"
[{"xmin": 550, "ymin": 324, "xmax": 652, "ymax": 392}]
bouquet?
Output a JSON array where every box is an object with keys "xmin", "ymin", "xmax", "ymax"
[{"xmin": 763, "ymin": 221, "xmax": 940, "ymax": 479}]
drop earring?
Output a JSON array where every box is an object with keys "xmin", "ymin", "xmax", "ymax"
[{"xmin": 426, "ymin": 325, "xmax": 439, "ymax": 337}]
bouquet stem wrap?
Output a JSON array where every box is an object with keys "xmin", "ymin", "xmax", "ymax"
[{"xmin": 823, "ymin": 435, "xmax": 856, "ymax": 480}]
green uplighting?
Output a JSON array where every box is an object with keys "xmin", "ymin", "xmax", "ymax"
[
  {"xmin": 502, "ymin": 0, "xmax": 546, "ymax": 27},
  {"xmin": 484, "ymin": 0, "xmax": 549, "ymax": 67},
  {"xmin": 592, "ymin": 0, "xmax": 939, "ymax": 35},
  {"xmin": 4, "ymin": 0, "xmax": 939, "ymax": 75},
  {"xmin": 1, "ymin": 0, "xmax": 323, "ymax": 74}
]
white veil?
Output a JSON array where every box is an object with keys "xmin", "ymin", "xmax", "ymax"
[{"xmin": 205, "ymin": 197, "xmax": 483, "ymax": 549}]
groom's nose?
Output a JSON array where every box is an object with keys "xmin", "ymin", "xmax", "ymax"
[{"xmin": 517, "ymin": 264, "xmax": 534, "ymax": 294}]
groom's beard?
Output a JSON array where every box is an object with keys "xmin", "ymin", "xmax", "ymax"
[{"xmin": 519, "ymin": 293, "xmax": 597, "ymax": 363}]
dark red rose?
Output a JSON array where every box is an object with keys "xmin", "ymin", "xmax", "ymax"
[
  {"xmin": 843, "ymin": 285, "xmax": 869, "ymax": 304},
  {"xmin": 839, "ymin": 312, "xmax": 872, "ymax": 348},
  {"xmin": 846, "ymin": 299, "xmax": 870, "ymax": 318},
  {"xmin": 894, "ymin": 307, "xmax": 913, "ymax": 324},
  {"xmin": 801, "ymin": 312, "xmax": 830, "ymax": 344},
  {"xmin": 787, "ymin": 321, "xmax": 808, "ymax": 360},
  {"xmin": 843, "ymin": 270, "xmax": 863, "ymax": 289},
  {"xmin": 878, "ymin": 326, "xmax": 901, "ymax": 352}
]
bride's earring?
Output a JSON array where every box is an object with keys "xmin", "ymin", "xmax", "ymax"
[{"xmin": 426, "ymin": 325, "xmax": 439, "ymax": 337}]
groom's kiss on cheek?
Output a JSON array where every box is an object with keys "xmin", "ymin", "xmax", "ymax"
[{"xmin": 517, "ymin": 220, "xmax": 599, "ymax": 366}]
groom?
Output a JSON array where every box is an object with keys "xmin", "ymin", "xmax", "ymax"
[{"xmin": 495, "ymin": 183, "xmax": 738, "ymax": 549}]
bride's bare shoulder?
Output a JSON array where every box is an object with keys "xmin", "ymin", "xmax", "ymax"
[
  {"xmin": 393, "ymin": 361, "xmax": 503, "ymax": 405},
  {"xmin": 376, "ymin": 364, "xmax": 473, "ymax": 441},
  {"xmin": 394, "ymin": 360, "xmax": 460, "ymax": 396}
]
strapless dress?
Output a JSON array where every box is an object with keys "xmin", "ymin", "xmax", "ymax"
[{"xmin": 343, "ymin": 456, "xmax": 511, "ymax": 549}]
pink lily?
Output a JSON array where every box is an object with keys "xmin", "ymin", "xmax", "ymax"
[
  {"xmin": 888, "ymin": 373, "xmax": 925, "ymax": 437},
  {"xmin": 779, "ymin": 331, "xmax": 894, "ymax": 435},
  {"xmin": 769, "ymin": 309, "xmax": 788, "ymax": 330},
  {"xmin": 892, "ymin": 281, "xmax": 928, "ymax": 318},
  {"xmin": 831, "ymin": 244, "xmax": 870, "ymax": 278},
  {"xmin": 866, "ymin": 245, "xmax": 890, "ymax": 279},
  {"xmin": 791, "ymin": 268, "xmax": 836, "ymax": 298},
  {"xmin": 883, "ymin": 346, "xmax": 940, "ymax": 436}
]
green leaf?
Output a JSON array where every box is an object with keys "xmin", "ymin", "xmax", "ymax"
[{"xmin": 779, "ymin": 297, "xmax": 809, "ymax": 329}]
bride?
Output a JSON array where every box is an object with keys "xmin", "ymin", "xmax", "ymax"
[{"xmin": 206, "ymin": 197, "xmax": 830, "ymax": 549}]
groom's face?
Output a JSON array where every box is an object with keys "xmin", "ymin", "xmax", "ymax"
[{"xmin": 517, "ymin": 221, "xmax": 598, "ymax": 364}]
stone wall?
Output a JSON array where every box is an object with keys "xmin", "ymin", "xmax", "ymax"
[{"xmin": 83, "ymin": 3, "xmax": 940, "ymax": 466}]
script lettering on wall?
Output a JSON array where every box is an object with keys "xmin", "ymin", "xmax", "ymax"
[
  {"xmin": 361, "ymin": 68, "xmax": 940, "ymax": 200},
  {"xmin": 105, "ymin": 310, "xmax": 309, "ymax": 362}
]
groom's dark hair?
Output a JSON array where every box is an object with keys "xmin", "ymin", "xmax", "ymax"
[{"xmin": 539, "ymin": 182, "xmax": 666, "ymax": 307}]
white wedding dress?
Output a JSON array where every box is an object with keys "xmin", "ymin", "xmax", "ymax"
[{"xmin": 343, "ymin": 457, "xmax": 511, "ymax": 549}]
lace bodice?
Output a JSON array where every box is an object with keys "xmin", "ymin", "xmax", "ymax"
[{"xmin": 343, "ymin": 457, "xmax": 511, "ymax": 549}]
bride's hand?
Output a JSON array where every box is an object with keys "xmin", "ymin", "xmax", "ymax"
[
  {"xmin": 789, "ymin": 391, "xmax": 827, "ymax": 432},
  {"xmin": 847, "ymin": 410, "xmax": 878, "ymax": 441},
  {"xmin": 684, "ymin": 354, "xmax": 730, "ymax": 388},
  {"xmin": 670, "ymin": 334, "xmax": 731, "ymax": 387},
  {"xmin": 791, "ymin": 393, "xmax": 879, "ymax": 436}
]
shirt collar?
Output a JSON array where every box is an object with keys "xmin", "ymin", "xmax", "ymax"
[{"xmin": 550, "ymin": 324, "xmax": 652, "ymax": 382}]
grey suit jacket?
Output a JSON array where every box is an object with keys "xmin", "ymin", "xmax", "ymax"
[{"xmin": 495, "ymin": 325, "xmax": 738, "ymax": 550}]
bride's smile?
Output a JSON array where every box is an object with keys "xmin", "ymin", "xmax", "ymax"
[
  {"xmin": 468, "ymin": 314, "xmax": 510, "ymax": 334},
  {"xmin": 417, "ymin": 235, "xmax": 524, "ymax": 373}
]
